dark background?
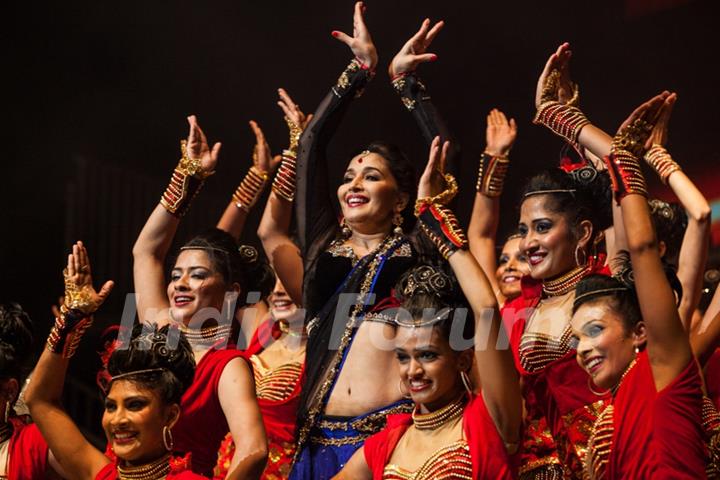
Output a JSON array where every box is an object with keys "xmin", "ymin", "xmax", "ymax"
[{"xmin": 6, "ymin": 0, "xmax": 719, "ymax": 439}]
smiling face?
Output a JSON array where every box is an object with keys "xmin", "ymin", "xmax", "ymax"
[
  {"xmin": 394, "ymin": 325, "xmax": 471, "ymax": 412},
  {"xmin": 571, "ymin": 299, "xmax": 644, "ymax": 391},
  {"xmin": 269, "ymin": 278, "xmax": 299, "ymax": 323},
  {"xmin": 518, "ymin": 195, "xmax": 590, "ymax": 280},
  {"xmin": 337, "ymin": 153, "xmax": 407, "ymax": 235},
  {"xmin": 167, "ymin": 249, "xmax": 230, "ymax": 326},
  {"xmin": 496, "ymin": 236, "xmax": 530, "ymax": 300},
  {"xmin": 102, "ymin": 380, "xmax": 179, "ymax": 465}
]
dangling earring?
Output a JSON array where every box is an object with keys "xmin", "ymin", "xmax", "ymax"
[
  {"xmin": 397, "ymin": 379, "xmax": 411, "ymax": 399},
  {"xmin": 4, "ymin": 402, "xmax": 10, "ymax": 423},
  {"xmin": 460, "ymin": 371, "xmax": 474, "ymax": 396},
  {"xmin": 340, "ymin": 217, "xmax": 352, "ymax": 238},
  {"xmin": 163, "ymin": 426, "xmax": 174, "ymax": 451},
  {"xmin": 574, "ymin": 245, "xmax": 588, "ymax": 268},
  {"xmin": 393, "ymin": 212, "xmax": 404, "ymax": 235},
  {"xmin": 587, "ymin": 377, "xmax": 610, "ymax": 397},
  {"xmin": 634, "ymin": 345, "xmax": 640, "ymax": 355}
]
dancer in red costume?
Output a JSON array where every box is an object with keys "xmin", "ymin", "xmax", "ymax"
[
  {"xmin": 571, "ymin": 93, "xmax": 706, "ymax": 479},
  {"xmin": 25, "ymin": 242, "xmax": 209, "ymax": 480}
]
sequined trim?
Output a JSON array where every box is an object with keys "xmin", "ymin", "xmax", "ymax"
[
  {"xmin": 327, "ymin": 239, "xmax": 412, "ymax": 265},
  {"xmin": 703, "ymin": 396, "xmax": 720, "ymax": 479},
  {"xmin": 562, "ymin": 400, "xmax": 607, "ymax": 477},
  {"xmin": 518, "ymin": 462, "xmax": 564, "ymax": 480},
  {"xmin": 383, "ymin": 441, "xmax": 471, "ymax": 479},
  {"xmin": 586, "ymin": 404, "xmax": 614, "ymax": 480},
  {"xmin": 250, "ymin": 356, "xmax": 303, "ymax": 402},
  {"xmin": 519, "ymin": 325, "xmax": 574, "ymax": 373}
]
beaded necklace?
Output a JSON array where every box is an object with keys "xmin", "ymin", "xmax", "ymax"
[
  {"xmin": 117, "ymin": 452, "xmax": 170, "ymax": 480},
  {"xmin": 542, "ymin": 265, "xmax": 591, "ymax": 297},
  {"xmin": 412, "ymin": 395, "xmax": 466, "ymax": 431},
  {"xmin": 179, "ymin": 323, "xmax": 231, "ymax": 345}
]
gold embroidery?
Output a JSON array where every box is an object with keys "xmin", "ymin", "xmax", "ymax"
[
  {"xmin": 586, "ymin": 404, "xmax": 614, "ymax": 480},
  {"xmin": 383, "ymin": 441, "xmax": 472, "ymax": 479},
  {"xmin": 519, "ymin": 325, "xmax": 574, "ymax": 373},
  {"xmin": 250, "ymin": 356, "xmax": 302, "ymax": 402},
  {"xmin": 703, "ymin": 396, "xmax": 720, "ymax": 479}
]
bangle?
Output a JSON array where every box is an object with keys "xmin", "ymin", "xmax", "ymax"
[
  {"xmin": 604, "ymin": 150, "xmax": 648, "ymax": 202},
  {"xmin": 415, "ymin": 201, "xmax": 468, "ymax": 260},
  {"xmin": 476, "ymin": 152, "xmax": 510, "ymax": 197},
  {"xmin": 415, "ymin": 173, "xmax": 458, "ymax": 208},
  {"xmin": 160, "ymin": 140, "xmax": 214, "ymax": 217},
  {"xmin": 46, "ymin": 306, "xmax": 93, "ymax": 359},
  {"xmin": 534, "ymin": 101, "xmax": 591, "ymax": 146},
  {"xmin": 232, "ymin": 166, "xmax": 269, "ymax": 212},
  {"xmin": 271, "ymin": 151, "xmax": 297, "ymax": 202},
  {"xmin": 644, "ymin": 144, "xmax": 681, "ymax": 185}
]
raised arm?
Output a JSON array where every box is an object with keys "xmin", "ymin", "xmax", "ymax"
[
  {"xmin": 295, "ymin": 1, "xmax": 377, "ymax": 257},
  {"xmin": 132, "ymin": 116, "xmax": 219, "ymax": 324},
  {"xmin": 606, "ymin": 92, "xmax": 694, "ymax": 391},
  {"xmin": 25, "ymin": 242, "xmax": 114, "ymax": 480},
  {"xmin": 216, "ymin": 121, "xmax": 279, "ymax": 240},
  {"xmin": 257, "ymin": 89, "xmax": 311, "ymax": 305},
  {"xmin": 641, "ymin": 94, "xmax": 712, "ymax": 329},
  {"xmin": 417, "ymin": 137, "xmax": 521, "ymax": 448},
  {"xmin": 389, "ymin": 19, "xmax": 459, "ymax": 164},
  {"xmin": 692, "ymin": 284, "xmax": 720, "ymax": 365},
  {"xmin": 467, "ymin": 109, "xmax": 516, "ymax": 304}
]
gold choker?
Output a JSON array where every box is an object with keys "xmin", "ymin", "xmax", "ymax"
[
  {"xmin": 412, "ymin": 395, "xmax": 466, "ymax": 430},
  {"xmin": 117, "ymin": 452, "xmax": 170, "ymax": 480},
  {"xmin": 542, "ymin": 265, "xmax": 591, "ymax": 297},
  {"xmin": 179, "ymin": 323, "xmax": 232, "ymax": 344}
]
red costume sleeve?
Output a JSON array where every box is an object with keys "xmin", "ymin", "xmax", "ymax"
[
  {"xmin": 8, "ymin": 420, "xmax": 49, "ymax": 480},
  {"xmin": 463, "ymin": 394, "xmax": 514, "ymax": 479}
]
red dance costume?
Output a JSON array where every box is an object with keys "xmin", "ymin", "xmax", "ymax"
[
  {"xmin": 172, "ymin": 346, "xmax": 250, "ymax": 477},
  {"xmin": 505, "ymin": 266, "xmax": 610, "ymax": 479},
  {"xmin": 95, "ymin": 452, "xmax": 206, "ymax": 479},
  {"xmin": 586, "ymin": 350, "xmax": 706, "ymax": 479},
  {"xmin": 362, "ymin": 394, "xmax": 513, "ymax": 480},
  {"xmin": 4, "ymin": 417, "xmax": 49, "ymax": 480},
  {"xmin": 214, "ymin": 319, "xmax": 303, "ymax": 479}
]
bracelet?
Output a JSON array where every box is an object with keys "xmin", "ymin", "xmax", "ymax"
[
  {"xmin": 415, "ymin": 201, "xmax": 468, "ymax": 260},
  {"xmin": 604, "ymin": 150, "xmax": 648, "ymax": 202},
  {"xmin": 534, "ymin": 101, "xmax": 591, "ymax": 145},
  {"xmin": 334, "ymin": 58, "xmax": 375, "ymax": 99},
  {"xmin": 233, "ymin": 166, "xmax": 269, "ymax": 212},
  {"xmin": 476, "ymin": 152, "xmax": 510, "ymax": 197},
  {"xmin": 271, "ymin": 151, "xmax": 297, "ymax": 202},
  {"xmin": 46, "ymin": 306, "xmax": 93, "ymax": 359},
  {"xmin": 415, "ymin": 173, "xmax": 458, "ymax": 207},
  {"xmin": 644, "ymin": 144, "xmax": 681, "ymax": 185},
  {"xmin": 160, "ymin": 140, "xmax": 214, "ymax": 217}
]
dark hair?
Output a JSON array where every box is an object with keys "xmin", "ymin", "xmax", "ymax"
[
  {"xmin": 394, "ymin": 261, "xmax": 474, "ymax": 344},
  {"xmin": 520, "ymin": 168, "xmax": 613, "ymax": 240},
  {"xmin": 0, "ymin": 303, "xmax": 34, "ymax": 388},
  {"xmin": 106, "ymin": 323, "xmax": 195, "ymax": 405},
  {"xmin": 573, "ymin": 253, "xmax": 683, "ymax": 331},
  {"xmin": 649, "ymin": 199, "xmax": 687, "ymax": 264},
  {"xmin": 357, "ymin": 141, "xmax": 418, "ymax": 232},
  {"xmin": 180, "ymin": 228, "xmax": 275, "ymax": 302}
]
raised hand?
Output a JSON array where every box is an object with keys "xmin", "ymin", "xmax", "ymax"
[
  {"xmin": 63, "ymin": 241, "xmax": 114, "ymax": 315},
  {"xmin": 331, "ymin": 1, "xmax": 378, "ymax": 70},
  {"xmin": 535, "ymin": 42, "xmax": 576, "ymax": 108},
  {"xmin": 614, "ymin": 91, "xmax": 670, "ymax": 157},
  {"xmin": 277, "ymin": 88, "xmax": 313, "ymax": 131},
  {"xmin": 388, "ymin": 18, "xmax": 444, "ymax": 78},
  {"xmin": 248, "ymin": 120, "xmax": 281, "ymax": 174},
  {"xmin": 485, "ymin": 109, "xmax": 517, "ymax": 157},
  {"xmin": 418, "ymin": 136, "xmax": 451, "ymax": 199},
  {"xmin": 185, "ymin": 115, "xmax": 222, "ymax": 175},
  {"xmin": 645, "ymin": 93, "xmax": 676, "ymax": 149}
]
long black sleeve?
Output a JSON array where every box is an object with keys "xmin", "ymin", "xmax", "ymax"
[{"xmin": 294, "ymin": 59, "xmax": 375, "ymax": 259}]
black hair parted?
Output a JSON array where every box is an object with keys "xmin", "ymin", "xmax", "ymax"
[
  {"xmin": 393, "ymin": 259, "xmax": 474, "ymax": 343},
  {"xmin": 520, "ymin": 167, "xmax": 613, "ymax": 235},
  {"xmin": 0, "ymin": 303, "xmax": 34, "ymax": 388},
  {"xmin": 356, "ymin": 141, "xmax": 418, "ymax": 232},
  {"xmin": 180, "ymin": 228, "xmax": 275, "ymax": 302},
  {"xmin": 573, "ymin": 252, "xmax": 683, "ymax": 331},
  {"xmin": 107, "ymin": 323, "xmax": 195, "ymax": 405}
]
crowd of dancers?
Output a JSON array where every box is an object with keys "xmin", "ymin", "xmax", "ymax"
[{"xmin": 2, "ymin": 2, "xmax": 720, "ymax": 479}]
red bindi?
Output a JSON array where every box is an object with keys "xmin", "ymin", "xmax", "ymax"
[{"xmin": 358, "ymin": 158, "xmax": 363, "ymax": 164}]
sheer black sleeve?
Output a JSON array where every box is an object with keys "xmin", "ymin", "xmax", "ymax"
[
  {"xmin": 294, "ymin": 59, "xmax": 375, "ymax": 259},
  {"xmin": 391, "ymin": 73, "xmax": 460, "ymax": 166}
]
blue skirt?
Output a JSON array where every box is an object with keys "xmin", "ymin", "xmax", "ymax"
[{"xmin": 290, "ymin": 399, "xmax": 412, "ymax": 480}]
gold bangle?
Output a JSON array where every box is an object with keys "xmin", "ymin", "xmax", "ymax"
[
  {"xmin": 232, "ymin": 166, "xmax": 269, "ymax": 212},
  {"xmin": 476, "ymin": 152, "xmax": 510, "ymax": 197},
  {"xmin": 644, "ymin": 144, "xmax": 681, "ymax": 185}
]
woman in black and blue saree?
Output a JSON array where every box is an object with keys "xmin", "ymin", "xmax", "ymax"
[{"xmin": 277, "ymin": 4, "xmax": 453, "ymax": 479}]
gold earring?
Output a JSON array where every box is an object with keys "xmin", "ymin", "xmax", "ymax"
[
  {"xmin": 393, "ymin": 212, "xmax": 404, "ymax": 235},
  {"xmin": 574, "ymin": 245, "xmax": 588, "ymax": 267},
  {"xmin": 460, "ymin": 371, "xmax": 473, "ymax": 396},
  {"xmin": 397, "ymin": 379, "xmax": 411, "ymax": 399},
  {"xmin": 340, "ymin": 217, "xmax": 352, "ymax": 238},
  {"xmin": 163, "ymin": 426, "xmax": 174, "ymax": 451}
]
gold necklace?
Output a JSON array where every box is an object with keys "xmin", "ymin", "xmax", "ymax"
[
  {"xmin": 117, "ymin": 452, "xmax": 170, "ymax": 480},
  {"xmin": 179, "ymin": 323, "xmax": 232, "ymax": 345},
  {"xmin": 542, "ymin": 265, "xmax": 591, "ymax": 297},
  {"xmin": 278, "ymin": 320, "xmax": 307, "ymax": 339},
  {"xmin": 611, "ymin": 357, "xmax": 638, "ymax": 396},
  {"xmin": 412, "ymin": 395, "xmax": 466, "ymax": 431}
]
